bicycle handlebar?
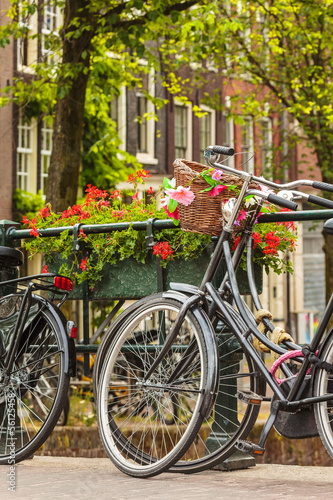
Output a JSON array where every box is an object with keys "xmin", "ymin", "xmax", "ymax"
[
  {"xmin": 307, "ymin": 195, "xmax": 333, "ymax": 209},
  {"xmin": 266, "ymin": 193, "xmax": 298, "ymax": 211},
  {"xmin": 312, "ymin": 181, "xmax": 333, "ymax": 193},
  {"xmin": 204, "ymin": 146, "xmax": 333, "ymax": 206},
  {"xmin": 207, "ymin": 145, "xmax": 235, "ymax": 156}
]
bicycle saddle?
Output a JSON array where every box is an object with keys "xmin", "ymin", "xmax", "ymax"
[
  {"xmin": 324, "ymin": 218, "xmax": 333, "ymax": 235},
  {"xmin": 0, "ymin": 246, "xmax": 24, "ymax": 268}
]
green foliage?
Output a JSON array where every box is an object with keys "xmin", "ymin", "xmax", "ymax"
[
  {"xmin": 21, "ymin": 170, "xmax": 297, "ymax": 287},
  {"xmin": 13, "ymin": 189, "xmax": 44, "ymax": 222}
]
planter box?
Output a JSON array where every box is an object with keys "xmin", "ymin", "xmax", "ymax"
[{"xmin": 47, "ymin": 248, "xmax": 262, "ymax": 301}]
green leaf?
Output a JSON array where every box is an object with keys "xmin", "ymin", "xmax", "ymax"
[
  {"xmin": 168, "ymin": 198, "xmax": 178, "ymax": 213},
  {"xmin": 163, "ymin": 177, "xmax": 172, "ymax": 189}
]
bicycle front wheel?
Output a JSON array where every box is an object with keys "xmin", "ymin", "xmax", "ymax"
[
  {"xmin": 170, "ymin": 303, "xmax": 265, "ymax": 473},
  {"xmin": 313, "ymin": 329, "xmax": 333, "ymax": 458},
  {"xmin": 0, "ymin": 294, "xmax": 70, "ymax": 464},
  {"xmin": 97, "ymin": 296, "xmax": 212, "ymax": 478}
]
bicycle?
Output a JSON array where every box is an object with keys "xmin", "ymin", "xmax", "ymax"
[
  {"xmin": 0, "ymin": 247, "xmax": 77, "ymax": 464},
  {"xmin": 94, "ymin": 146, "xmax": 333, "ymax": 477}
]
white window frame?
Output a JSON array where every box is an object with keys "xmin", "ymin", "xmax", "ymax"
[
  {"xmin": 260, "ymin": 116, "xmax": 273, "ymax": 175},
  {"xmin": 241, "ymin": 116, "xmax": 254, "ymax": 173},
  {"xmin": 41, "ymin": 2, "xmax": 61, "ymax": 66},
  {"xmin": 136, "ymin": 66, "xmax": 158, "ymax": 166},
  {"xmin": 40, "ymin": 118, "xmax": 53, "ymax": 194},
  {"xmin": 110, "ymin": 90, "xmax": 127, "ymax": 147},
  {"xmin": 221, "ymin": 96, "xmax": 235, "ymax": 168},
  {"xmin": 199, "ymin": 105, "xmax": 216, "ymax": 160},
  {"xmin": 17, "ymin": 1, "xmax": 36, "ymax": 71},
  {"xmin": 174, "ymin": 101, "xmax": 192, "ymax": 160},
  {"xmin": 17, "ymin": 115, "xmax": 33, "ymax": 191}
]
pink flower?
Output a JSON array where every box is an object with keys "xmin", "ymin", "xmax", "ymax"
[
  {"xmin": 207, "ymin": 185, "xmax": 227, "ymax": 197},
  {"xmin": 167, "ymin": 186, "xmax": 195, "ymax": 206},
  {"xmin": 211, "ymin": 170, "xmax": 223, "ymax": 181},
  {"xmin": 237, "ymin": 209, "xmax": 247, "ymax": 222}
]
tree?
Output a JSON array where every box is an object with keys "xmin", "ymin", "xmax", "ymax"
[
  {"xmin": 166, "ymin": 0, "xmax": 333, "ymax": 304},
  {"xmin": 1, "ymin": 0, "xmax": 212, "ymax": 212}
]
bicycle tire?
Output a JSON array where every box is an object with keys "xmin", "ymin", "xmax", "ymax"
[
  {"xmin": 313, "ymin": 328, "xmax": 333, "ymax": 458},
  {"xmin": 95, "ymin": 295, "xmax": 265, "ymax": 473},
  {"xmin": 97, "ymin": 296, "xmax": 216, "ymax": 478},
  {"xmin": 0, "ymin": 293, "xmax": 70, "ymax": 463}
]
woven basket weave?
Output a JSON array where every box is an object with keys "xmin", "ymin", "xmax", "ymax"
[{"xmin": 173, "ymin": 159, "xmax": 259, "ymax": 237}]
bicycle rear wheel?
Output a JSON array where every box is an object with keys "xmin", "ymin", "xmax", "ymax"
[
  {"xmin": 97, "ymin": 296, "xmax": 214, "ymax": 477},
  {"xmin": 0, "ymin": 294, "xmax": 70, "ymax": 464},
  {"xmin": 313, "ymin": 329, "xmax": 333, "ymax": 458}
]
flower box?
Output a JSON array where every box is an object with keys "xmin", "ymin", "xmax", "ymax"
[{"xmin": 47, "ymin": 247, "xmax": 262, "ymax": 301}]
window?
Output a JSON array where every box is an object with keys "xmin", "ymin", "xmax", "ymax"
[
  {"xmin": 17, "ymin": 2, "xmax": 32, "ymax": 67},
  {"xmin": 175, "ymin": 105, "xmax": 189, "ymax": 158},
  {"xmin": 260, "ymin": 118, "xmax": 272, "ymax": 174},
  {"xmin": 41, "ymin": 1, "xmax": 61, "ymax": 66},
  {"xmin": 241, "ymin": 116, "xmax": 254, "ymax": 172},
  {"xmin": 17, "ymin": 116, "xmax": 33, "ymax": 191},
  {"xmin": 110, "ymin": 91, "xmax": 126, "ymax": 147},
  {"xmin": 137, "ymin": 78, "xmax": 148, "ymax": 153},
  {"xmin": 221, "ymin": 113, "xmax": 234, "ymax": 168},
  {"xmin": 40, "ymin": 119, "xmax": 53, "ymax": 194},
  {"xmin": 199, "ymin": 107, "xmax": 216, "ymax": 159},
  {"xmin": 136, "ymin": 68, "xmax": 158, "ymax": 165}
]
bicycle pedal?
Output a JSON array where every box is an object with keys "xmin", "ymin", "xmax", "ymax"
[
  {"xmin": 236, "ymin": 390, "xmax": 263, "ymax": 405},
  {"xmin": 235, "ymin": 439, "xmax": 265, "ymax": 456}
]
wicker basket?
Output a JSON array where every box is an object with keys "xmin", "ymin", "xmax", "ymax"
[{"xmin": 173, "ymin": 159, "xmax": 259, "ymax": 237}]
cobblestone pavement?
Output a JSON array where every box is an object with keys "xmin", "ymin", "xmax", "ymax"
[{"xmin": 1, "ymin": 457, "xmax": 332, "ymax": 500}]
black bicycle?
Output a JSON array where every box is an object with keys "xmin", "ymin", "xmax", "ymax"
[
  {"xmin": 0, "ymin": 247, "xmax": 76, "ymax": 464},
  {"xmin": 94, "ymin": 146, "xmax": 333, "ymax": 477}
]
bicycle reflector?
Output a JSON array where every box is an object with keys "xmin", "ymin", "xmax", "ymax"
[
  {"xmin": 53, "ymin": 276, "xmax": 74, "ymax": 292},
  {"xmin": 67, "ymin": 321, "xmax": 77, "ymax": 338}
]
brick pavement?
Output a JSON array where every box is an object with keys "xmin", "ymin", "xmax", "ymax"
[{"xmin": 0, "ymin": 457, "xmax": 332, "ymax": 500}]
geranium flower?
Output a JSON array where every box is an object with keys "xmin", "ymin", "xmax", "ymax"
[
  {"xmin": 42, "ymin": 265, "xmax": 48, "ymax": 273},
  {"xmin": 207, "ymin": 185, "xmax": 227, "ymax": 197},
  {"xmin": 166, "ymin": 186, "xmax": 195, "ymax": 206}
]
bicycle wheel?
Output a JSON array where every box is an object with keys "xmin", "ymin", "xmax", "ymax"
[
  {"xmin": 0, "ymin": 294, "xmax": 70, "ymax": 464},
  {"xmin": 97, "ymin": 296, "xmax": 214, "ymax": 478},
  {"xmin": 95, "ymin": 296, "xmax": 264, "ymax": 473},
  {"xmin": 168, "ymin": 302, "xmax": 265, "ymax": 473},
  {"xmin": 313, "ymin": 329, "xmax": 333, "ymax": 458}
]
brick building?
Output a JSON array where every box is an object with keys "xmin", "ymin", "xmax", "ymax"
[{"xmin": 0, "ymin": 1, "xmax": 326, "ymax": 342}]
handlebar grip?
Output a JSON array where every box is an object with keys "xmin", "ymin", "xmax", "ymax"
[
  {"xmin": 313, "ymin": 181, "xmax": 333, "ymax": 193},
  {"xmin": 267, "ymin": 193, "xmax": 298, "ymax": 211},
  {"xmin": 308, "ymin": 194, "xmax": 333, "ymax": 209},
  {"xmin": 210, "ymin": 145, "xmax": 235, "ymax": 156}
]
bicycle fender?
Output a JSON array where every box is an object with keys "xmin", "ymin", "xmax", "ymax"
[
  {"xmin": 162, "ymin": 290, "xmax": 220, "ymax": 419},
  {"xmin": 32, "ymin": 294, "xmax": 74, "ymax": 377}
]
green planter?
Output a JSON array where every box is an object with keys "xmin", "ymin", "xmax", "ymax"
[{"xmin": 47, "ymin": 248, "xmax": 262, "ymax": 301}]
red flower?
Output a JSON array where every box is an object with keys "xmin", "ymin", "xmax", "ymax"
[
  {"xmin": 110, "ymin": 190, "xmax": 120, "ymax": 199},
  {"xmin": 80, "ymin": 257, "xmax": 88, "ymax": 271},
  {"xmin": 22, "ymin": 216, "xmax": 30, "ymax": 225},
  {"xmin": 153, "ymin": 242, "xmax": 173, "ymax": 260},
  {"xmin": 148, "ymin": 187, "xmax": 154, "ymax": 195},
  {"xmin": 252, "ymin": 232, "xmax": 262, "ymax": 249},
  {"xmin": 232, "ymin": 235, "xmax": 241, "ymax": 251},
  {"xmin": 30, "ymin": 227, "xmax": 39, "ymax": 238},
  {"xmin": 38, "ymin": 206, "xmax": 50, "ymax": 219},
  {"xmin": 79, "ymin": 228, "xmax": 86, "ymax": 238},
  {"xmin": 42, "ymin": 265, "xmax": 48, "ymax": 274}
]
